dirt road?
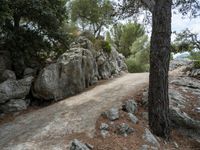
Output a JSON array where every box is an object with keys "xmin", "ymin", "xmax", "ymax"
[{"xmin": 0, "ymin": 73, "xmax": 148, "ymax": 149}]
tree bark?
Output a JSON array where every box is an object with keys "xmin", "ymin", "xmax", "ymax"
[{"xmin": 148, "ymin": 0, "xmax": 172, "ymax": 139}]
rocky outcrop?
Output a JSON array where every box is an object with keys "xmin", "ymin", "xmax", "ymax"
[
  {"xmin": 142, "ymin": 76, "xmax": 200, "ymax": 135},
  {"xmin": 23, "ymin": 68, "xmax": 37, "ymax": 78},
  {"xmin": 33, "ymin": 36, "xmax": 127, "ymax": 101},
  {"xmin": 169, "ymin": 60, "xmax": 192, "ymax": 71},
  {"xmin": 189, "ymin": 69, "xmax": 200, "ymax": 79},
  {"xmin": 97, "ymin": 47, "xmax": 127, "ymax": 79},
  {"xmin": 0, "ymin": 77, "xmax": 33, "ymax": 113},
  {"xmin": 1, "ymin": 70, "xmax": 16, "ymax": 81},
  {"xmin": 169, "ymin": 107, "xmax": 200, "ymax": 130},
  {"xmin": 0, "ymin": 99, "xmax": 30, "ymax": 113},
  {"xmin": 33, "ymin": 47, "xmax": 98, "ymax": 101}
]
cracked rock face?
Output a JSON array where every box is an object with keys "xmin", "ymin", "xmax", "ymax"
[
  {"xmin": 189, "ymin": 69, "xmax": 200, "ymax": 79},
  {"xmin": 33, "ymin": 47, "xmax": 98, "ymax": 101},
  {"xmin": 0, "ymin": 77, "xmax": 33, "ymax": 113},
  {"xmin": 142, "ymin": 76, "xmax": 200, "ymax": 136},
  {"xmin": 33, "ymin": 36, "xmax": 127, "ymax": 101},
  {"xmin": 105, "ymin": 108, "xmax": 119, "ymax": 121}
]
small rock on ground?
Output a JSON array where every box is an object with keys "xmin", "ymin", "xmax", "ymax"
[
  {"xmin": 70, "ymin": 139, "xmax": 93, "ymax": 150},
  {"xmin": 105, "ymin": 108, "xmax": 119, "ymax": 121},
  {"xmin": 116, "ymin": 123, "xmax": 134, "ymax": 137},
  {"xmin": 128, "ymin": 113, "xmax": 139, "ymax": 124},
  {"xmin": 100, "ymin": 130, "xmax": 110, "ymax": 138},
  {"xmin": 143, "ymin": 128, "xmax": 160, "ymax": 147},
  {"xmin": 140, "ymin": 145, "xmax": 158, "ymax": 150},
  {"xmin": 122, "ymin": 99, "xmax": 137, "ymax": 114},
  {"xmin": 100, "ymin": 123, "xmax": 109, "ymax": 130}
]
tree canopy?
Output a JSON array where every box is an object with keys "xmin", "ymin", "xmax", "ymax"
[
  {"xmin": 0, "ymin": 0, "xmax": 69, "ymax": 77},
  {"xmin": 70, "ymin": 0, "xmax": 115, "ymax": 37},
  {"xmin": 173, "ymin": 29, "xmax": 200, "ymax": 53},
  {"xmin": 110, "ymin": 22, "xmax": 145, "ymax": 57}
]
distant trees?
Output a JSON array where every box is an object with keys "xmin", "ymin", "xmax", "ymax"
[
  {"xmin": 126, "ymin": 35, "xmax": 150, "ymax": 72},
  {"xmin": 110, "ymin": 22, "xmax": 145, "ymax": 57},
  {"xmin": 70, "ymin": 0, "xmax": 115, "ymax": 37},
  {"xmin": 173, "ymin": 28, "xmax": 200, "ymax": 68},
  {"xmin": 105, "ymin": 22, "xmax": 149, "ymax": 72}
]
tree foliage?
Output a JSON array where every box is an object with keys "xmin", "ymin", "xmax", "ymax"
[
  {"xmin": 173, "ymin": 28, "xmax": 200, "ymax": 53},
  {"xmin": 126, "ymin": 35, "xmax": 150, "ymax": 72},
  {"xmin": 111, "ymin": 22, "xmax": 145, "ymax": 57},
  {"xmin": 70, "ymin": 0, "xmax": 115, "ymax": 37},
  {"xmin": 120, "ymin": 0, "xmax": 200, "ymax": 16},
  {"xmin": 173, "ymin": 0, "xmax": 200, "ymax": 17},
  {"xmin": 0, "ymin": 0, "xmax": 69, "ymax": 76},
  {"xmin": 190, "ymin": 51, "xmax": 200, "ymax": 68}
]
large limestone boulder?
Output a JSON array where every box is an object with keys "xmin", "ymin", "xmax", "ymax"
[
  {"xmin": 97, "ymin": 47, "xmax": 127, "ymax": 79},
  {"xmin": 0, "ymin": 76, "xmax": 33, "ymax": 113},
  {"xmin": 33, "ymin": 36, "xmax": 127, "ymax": 101},
  {"xmin": 33, "ymin": 47, "xmax": 98, "ymax": 101},
  {"xmin": 0, "ymin": 77, "xmax": 33, "ymax": 104}
]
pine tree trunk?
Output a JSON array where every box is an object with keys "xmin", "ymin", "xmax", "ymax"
[{"xmin": 148, "ymin": 0, "xmax": 172, "ymax": 139}]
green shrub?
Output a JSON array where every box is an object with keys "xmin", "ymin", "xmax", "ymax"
[
  {"xmin": 189, "ymin": 51, "xmax": 200, "ymax": 69},
  {"xmin": 125, "ymin": 57, "xmax": 149, "ymax": 73},
  {"xmin": 101, "ymin": 41, "xmax": 112, "ymax": 53},
  {"xmin": 94, "ymin": 39, "xmax": 112, "ymax": 53},
  {"xmin": 80, "ymin": 31, "xmax": 96, "ymax": 42},
  {"xmin": 194, "ymin": 60, "xmax": 200, "ymax": 69}
]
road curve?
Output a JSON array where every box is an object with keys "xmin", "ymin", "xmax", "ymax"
[{"xmin": 0, "ymin": 73, "xmax": 148, "ymax": 149}]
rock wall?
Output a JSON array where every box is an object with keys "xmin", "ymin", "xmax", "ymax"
[
  {"xmin": 33, "ymin": 36, "xmax": 127, "ymax": 101},
  {"xmin": 0, "ymin": 36, "xmax": 127, "ymax": 113},
  {"xmin": 0, "ymin": 76, "xmax": 33, "ymax": 113},
  {"xmin": 189, "ymin": 69, "xmax": 200, "ymax": 79}
]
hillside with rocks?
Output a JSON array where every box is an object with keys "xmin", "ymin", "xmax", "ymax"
[
  {"xmin": 1, "ymin": 0, "xmax": 200, "ymax": 150},
  {"xmin": 0, "ymin": 36, "xmax": 200, "ymax": 150},
  {"xmin": 0, "ymin": 36, "xmax": 127, "ymax": 114},
  {"xmin": 0, "ymin": 57, "xmax": 200, "ymax": 149}
]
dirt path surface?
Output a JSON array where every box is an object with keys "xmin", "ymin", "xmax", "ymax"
[{"xmin": 0, "ymin": 73, "xmax": 148, "ymax": 150}]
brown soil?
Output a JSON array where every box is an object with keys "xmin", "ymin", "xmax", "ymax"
[
  {"xmin": 0, "ymin": 73, "xmax": 199, "ymax": 149},
  {"xmin": 64, "ymin": 90, "xmax": 200, "ymax": 150}
]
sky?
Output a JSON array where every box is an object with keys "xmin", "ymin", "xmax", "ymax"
[{"xmin": 172, "ymin": 12, "xmax": 200, "ymax": 40}]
